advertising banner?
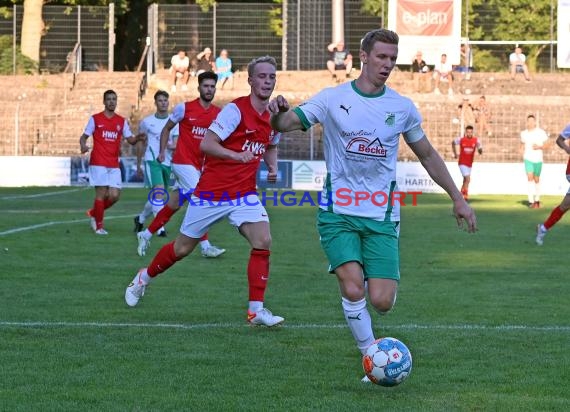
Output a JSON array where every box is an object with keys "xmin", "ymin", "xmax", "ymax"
[
  {"xmin": 558, "ymin": 0, "xmax": 570, "ymax": 68},
  {"xmin": 256, "ymin": 160, "xmax": 293, "ymax": 190},
  {"xmin": 388, "ymin": 0, "xmax": 462, "ymax": 66},
  {"xmin": 0, "ymin": 156, "xmax": 70, "ymax": 187}
]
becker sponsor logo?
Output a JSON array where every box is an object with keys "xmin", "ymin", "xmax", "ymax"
[
  {"xmin": 346, "ymin": 137, "xmax": 387, "ymax": 157},
  {"xmin": 402, "ymin": 10, "xmax": 448, "ymax": 27},
  {"xmin": 242, "ymin": 139, "xmax": 266, "ymax": 155}
]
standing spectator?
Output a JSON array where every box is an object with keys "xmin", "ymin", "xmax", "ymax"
[
  {"xmin": 80, "ymin": 90, "xmax": 142, "ymax": 235},
  {"xmin": 452, "ymin": 125, "xmax": 483, "ymax": 201},
  {"xmin": 269, "ymin": 29, "xmax": 477, "ymax": 381},
  {"xmin": 215, "ymin": 49, "xmax": 234, "ymax": 90},
  {"xmin": 136, "ymin": 72, "xmax": 225, "ymax": 258},
  {"xmin": 170, "ymin": 50, "xmax": 190, "ymax": 93},
  {"xmin": 433, "ymin": 53, "xmax": 454, "ymax": 95},
  {"xmin": 411, "ymin": 51, "xmax": 430, "ymax": 93},
  {"xmin": 457, "ymin": 98, "xmax": 476, "ymax": 129},
  {"xmin": 521, "ymin": 114, "xmax": 549, "ymax": 208},
  {"xmin": 133, "ymin": 90, "xmax": 178, "ymax": 238},
  {"xmin": 473, "ymin": 95, "xmax": 492, "ymax": 137},
  {"xmin": 536, "ymin": 124, "xmax": 570, "ymax": 245},
  {"xmin": 459, "ymin": 43, "xmax": 473, "ymax": 80},
  {"xmin": 509, "ymin": 46, "xmax": 531, "ymax": 82},
  {"xmin": 326, "ymin": 40, "xmax": 353, "ymax": 82},
  {"xmin": 125, "ymin": 56, "xmax": 285, "ymax": 328},
  {"xmin": 196, "ymin": 47, "xmax": 216, "ymax": 75}
]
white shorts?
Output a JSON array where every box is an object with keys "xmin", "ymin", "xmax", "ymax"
[
  {"xmin": 459, "ymin": 165, "xmax": 472, "ymax": 177},
  {"xmin": 171, "ymin": 163, "xmax": 201, "ymax": 191},
  {"xmin": 180, "ymin": 194, "xmax": 269, "ymax": 238},
  {"xmin": 89, "ymin": 166, "xmax": 122, "ymax": 188}
]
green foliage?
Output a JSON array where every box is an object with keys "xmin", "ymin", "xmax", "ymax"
[
  {"xmin": 471, "ymin": 48, "xmax": 504, "ymax": 72},
  {"xmin": 0, "ymin": 34, "xmax": 37, "ymax": 74},
  {"xmin": 269, "ymin": 0, "xmax": 282, "ymax": 37}
]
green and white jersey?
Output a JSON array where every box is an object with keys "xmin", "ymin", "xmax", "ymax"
[
  {"xmin": 139, "ymin": 114, "xmax": 179, "ymax": 166},
  {"xmin": 293, "ymin": 81, "xmax": 424, "ymax": 221}
]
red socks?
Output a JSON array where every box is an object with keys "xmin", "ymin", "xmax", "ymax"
[
  {"xmin": 247, "ymin": 249, "xmax": 270, "ymax": 302},
  {"xmin": 92, "ymin": 199, "xmax": 105, "ymax": 230},
  {"xmin": 147, "ymin": 242, "xmax": 182, "ymax": 277},
  {"xmin": 148, "ymin": 205, "xmax": 176, "ymax": 234},
  {"xmin": 544, "ymin": 206, "xmax": 566, "ymax": 230}
]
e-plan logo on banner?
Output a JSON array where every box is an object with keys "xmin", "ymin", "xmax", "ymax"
[{"xmin": 294, "ymin": 163, "xmax": 314, "ymax": 183}]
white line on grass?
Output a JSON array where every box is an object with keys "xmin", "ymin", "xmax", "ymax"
[
  {"xmin": 0, "ymin": 187, "xmax": 89, "ymax": 200},
  {"xmin": 0, "ymin": 321, "xmax": 568, "ymax": 332},
  {"xmin": 0, "ymin": 214, "xmax": 133, "ymax": 236}
]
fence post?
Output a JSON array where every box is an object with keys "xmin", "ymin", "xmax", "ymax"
[
  {"xmin": 108, "ymin": 3, "xmax": 115, "ymax": 72},
  {"xmin": 13, "ymin": 4, "xmax": 16, "ymax": 75},
  {"xmin": 213, "ymin": 3, "xmax": 217, "ymax": 56},
  {"xmin": 77, "ymin": 5, "xmax": 82, "ymax": 72},
  {"xmin": 282, "ymin": 0, "xmax": 287, "ymax": 71},
  {"xmin": 296, "ymin": 0, "xmax": 300, "ymax": 70},
  {"xmin": 152, "ymin": 3, "xmax": 158, "ymax": 75}
]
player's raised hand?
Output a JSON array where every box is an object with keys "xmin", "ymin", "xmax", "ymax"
[
  {"xmin": 453, "ymin": 199, "xmax": 477, "ymax": 233},
  {"xmin": 268, "ymin": 95, "xmax": 290, "ymax": 114}
]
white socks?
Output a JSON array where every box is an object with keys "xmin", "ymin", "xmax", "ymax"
[
  {"xmin": 342, "ymin": 297, "xmax": 375, "ymax": 355},
  {"xmin": 200, "ymin": 240, "xmax": 211, "ymax": 251}
]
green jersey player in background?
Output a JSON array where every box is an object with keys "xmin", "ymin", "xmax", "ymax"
[{"xmin": 269, "ymin": 28, "xmax": 477, "ymax": 381}]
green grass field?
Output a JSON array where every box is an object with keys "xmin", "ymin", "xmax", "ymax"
[{"xmin": 0, "ymin": 187, "xmax": 569, "ymax": 411}]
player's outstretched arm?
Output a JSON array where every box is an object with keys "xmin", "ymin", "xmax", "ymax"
[
  {"xmin": 408, "ymin": 136, "xmax": 478, "ymax": 233},
  {"xmin": 269, "ymin": 95, "xmax": 303, "ymax": 132}
]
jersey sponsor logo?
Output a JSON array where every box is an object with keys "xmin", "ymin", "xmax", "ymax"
[
  {"xmin": 242, "ymin": 139, "xmax": 266, "ymax": 155},
  {"xmin": 346, "ymin": 137, "xmax": 387, "ymax": 158},
  {"xmin": 102, "ymin": 130, "xmax": 119, "ymax": 140},
  {"xmin": 340, "ymin": 104, "xmax": 351, "ymax": 115},
  {"xmin": 192, "ymin": 125, "xmax": 208, "ymax": 138}
]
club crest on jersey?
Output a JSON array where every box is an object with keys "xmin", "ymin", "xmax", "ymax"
[
  {"xmin": 346, "ymin": 137, "xmax": 387, "ymax": 157},
  {"xmin": 385, "ymin": 113, "xmax": 396, "ymax": 126},
  {"xmin": 242, "ymin": 140, "xmax": 266, "ymax": 155}
]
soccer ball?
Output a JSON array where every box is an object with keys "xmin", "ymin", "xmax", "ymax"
[{"xmin": 362, "ymin": 337, "xmax": 412, "ymax": 386}]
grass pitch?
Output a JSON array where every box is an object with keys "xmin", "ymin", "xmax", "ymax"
[{"xmin": 0, "ymin": 187, "xmax": 568, "ymax": 411}]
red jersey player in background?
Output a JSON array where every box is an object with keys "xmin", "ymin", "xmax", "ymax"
[
  {"xmin": 135, "ymin": 72, "xmax": 225, "ymax": 258},
  {"xmin": 536, "ymin": 124, "xmax": 570, "ymax": 245},
  {"xmin": 125, "ymin": 56, "xmax": 284, "ymax": 327},
  {"xmin": 80, "ymin": 89, "xmax": 142, "ymax": 235},
  {"xmin": 452, "ymin": 125, "xmax": 483, "ymax": 201}
]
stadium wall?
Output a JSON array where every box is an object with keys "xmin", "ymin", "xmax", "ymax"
[{"xmin": 1, "ymin": 156, "xmax": 567, "ymax": 196}]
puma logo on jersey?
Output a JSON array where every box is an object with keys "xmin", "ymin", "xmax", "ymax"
[{"xmin": 340, "ymin": 104, "xmax": 351, "ymax": 115}]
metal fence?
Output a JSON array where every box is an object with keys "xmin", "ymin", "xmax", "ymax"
[{"xmin": 0, "ymin": 5, "xmax": 110, "ymax": 74}]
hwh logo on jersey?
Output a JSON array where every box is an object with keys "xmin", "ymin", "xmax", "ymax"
[
  {"xmin": 192, "ymin": 126, "xmax": 208, "ymax": 138},
  {"xmin": 102, "ymin": 130, "xmax": 119, "ymax": 140},
  {"xmin": 242, "ymin": 140, "xmax": 266, "ymax": 155}
]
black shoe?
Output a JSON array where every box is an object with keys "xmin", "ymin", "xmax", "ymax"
[
  {"xmin": 157, "ymin": 229, "xmax": 167, "ymax": 238},
  {"xmin": 133, "ymin": 216, "xmax": 143, "ymax": 233}
]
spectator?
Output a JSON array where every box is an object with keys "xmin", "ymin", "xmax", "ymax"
[
  {"xmin": 170, "ymin": 50, "xmax": 190, "ymax": 93},
  {"xmin": 196, "ymin": 47, "xmax": 216, "ymax": 75},
  {"xmin": 457, "ymin": 98, "xmax": 476, "ymax": 129},
  {"xmin": 215, "ymin": 49, "xmax": 234, "ymax": 90},
  {"xmin": 473, "ymin": 95, "xmax": 492, "ymax": 136},
  {"xmin": 411, "ymin": 51, "xmax": 429, "ymax": 93},
  {"xmin": 326, "ymin": 40, "xmax": 353, "ymax": 82},
  {"xmin": 433, "ymin": 53, "xmax": 454, "ymax": 95},
  {"xmin": 459, "ymin": 43, "xmax": 473, "ymax": 80},
  {"xmin": 509, "ymin": 46, "xmax": 531, "ymax": 82}
]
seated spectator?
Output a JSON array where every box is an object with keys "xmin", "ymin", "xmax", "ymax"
[
  {"xmin": 473, "ymin": 95, "xmax": 492, "ymax": 136},
  {"xmin": 169, "ymin": 50, "xmax": 190, "ymax": 92},
  {"xmin": 509, "ymin": 46, "xmax": 531, "ymax": 82},
  {"xmin": 411, "ymin": 51, "xmax": 430, "ymax": 93},
  {"xmin": 215, "ymin": 49, "xmax": 234, "ymax": 90},
  {"xmin": 326, "ymin": 40, "xmax": 353, "ymax": 82},
  {"xmin": 433, "ymin": 53, "xmax": 454, "ymax": 96},
  {"xmin": 196, "ymin": 47, "xmax": 216, "ymax": 75}
]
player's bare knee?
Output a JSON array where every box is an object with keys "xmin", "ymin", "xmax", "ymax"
[
  {"xmin": 343, "ymin": 283, "xmax": 366, "ymax": 302},
  {"xmin": 370, "ymin": 295, "xmax": 395, "ymax": 314}
]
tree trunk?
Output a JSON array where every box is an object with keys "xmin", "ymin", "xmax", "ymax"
[{"xmin": 21, "ymin": 0, "xmax": 44, "ymax": 65}]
